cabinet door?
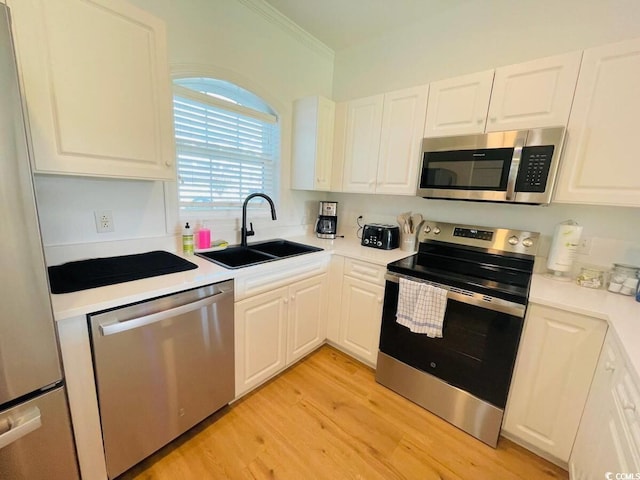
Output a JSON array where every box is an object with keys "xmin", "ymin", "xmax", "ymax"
[
  {"xmin": 342, "ymin": 94, "xmax": 384, "ymax": 193},
  {"xmin": 570, "ymin": 334, "xmax": 640, "ymax": 479},
  {"xmin": 10, "ymin": 0, "xmax": 175, "ymax": 180},
  {"xmin": 235, "ymin": 287, "xmax": 287, "ymax": 397},
  {"xmin": 424, "ymin": 70, "xmax": 494, "ymax": 137},
  {"xmin": 486, "ymin": 51, "xmax": 581, "ymax": 132},
  {"xmin": 291, "ymin": 96, "xmax": 335, "ymax": 191},
  {"xmin": 376, "ymin": 85, "xmax": 429, "ymax": 195},
  {"xmin": 338, "ymin": 276, "xmax": 384, "ymax": 366},
  {"xmin": 286, "ymin": 275, "xmax": 328, "ymax": 365},
  {"xmin": 503, "ymin": 304, "xmax": 606, "ymax": 463},
  {"xmin": 554, "ymin": 38, "xmax": 640, "ymax": 207}
]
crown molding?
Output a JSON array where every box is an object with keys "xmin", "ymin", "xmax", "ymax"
[{"xmin": 236, "ymin": 0, "xmax": 335, "ymax": 61}]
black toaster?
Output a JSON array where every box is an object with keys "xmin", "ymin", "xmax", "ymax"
[{"xmin": 361, "ymin": 224, "xmax": 400, "ymax": 250}]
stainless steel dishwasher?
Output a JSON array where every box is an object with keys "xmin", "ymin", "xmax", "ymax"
[{"xmin": 88, "ymin": 280, "xmax": 234, "ymax": 479}]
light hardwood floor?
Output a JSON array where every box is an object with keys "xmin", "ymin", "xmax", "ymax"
[{"xmin": 122, "ymin": 346, "xmax": 568, "ymax": 480}]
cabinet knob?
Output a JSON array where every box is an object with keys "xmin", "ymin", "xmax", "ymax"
[
  {"xmin": 291, "ymin": 295, "xmax": 295, "ymax": 302},
  {"xmin": 623, "ymin": 401, "xmax": 636, "ymax": 412},
  {"xmin": 283, "ymin": 298, "xmax": 289, "ymax": 304},
  {"xmin": 477, "ymin": 118, "xmax": 484, "ymax": 124},
  {"xmin": 605, "ymin": 362, "xmax": 616, "ymax": 372},
  {"xmin": 165, "ymin": 161, "xmax": 172, "ymax": 167},
  {"xmin": 377, "ymin": 297, "xmax": 382, "ymax": 304}
]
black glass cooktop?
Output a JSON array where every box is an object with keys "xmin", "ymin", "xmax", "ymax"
[{"xmin": 387, "ymin": 242, "xmax": 534, "ymax": 304}]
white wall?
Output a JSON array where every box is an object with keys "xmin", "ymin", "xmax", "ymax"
[
  {"xmin": 329, "ymin": 0, "xmax": 640, "ymax": 271},
  {"xmin": 333, "ymin": 0, "xmax": 640, "ymax": 100},
  {"xmin": 33, "ymin": 0, "xmax": 334, "ymax": 263}
]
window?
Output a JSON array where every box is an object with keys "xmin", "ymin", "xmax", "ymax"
[{"xmin": 172, "ymin": 78, "xmax": 279, "ymax": 212}]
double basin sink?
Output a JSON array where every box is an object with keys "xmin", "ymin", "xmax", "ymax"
[{"xmin": 196, "ymin": 239, "xmax": 323, "ymax": 269}]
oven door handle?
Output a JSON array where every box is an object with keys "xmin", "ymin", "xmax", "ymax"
[{"xmin": 385, "ymin": 273, "xmax": 526, "ymax": 318}]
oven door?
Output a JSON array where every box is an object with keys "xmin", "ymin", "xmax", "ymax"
[{"xmin": 378, "ymin": 274, "xmax": 525, "ymax": 409}]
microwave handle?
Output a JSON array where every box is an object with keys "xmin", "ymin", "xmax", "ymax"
[{"xmin": 505, "ymin": 131, "xmax": 528, "ymax": 201}]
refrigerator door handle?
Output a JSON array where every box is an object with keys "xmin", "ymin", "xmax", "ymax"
[
  {"xmin": 0, "ymin": 406, "xmax": 42, "ymax": 450},
  {"xmin": 99, "ymin": 289, "xmax": 233, "ymax": 336}
]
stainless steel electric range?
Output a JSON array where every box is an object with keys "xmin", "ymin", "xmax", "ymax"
[{"xmin": 375, "ymin": 220, "xmax": 539, "ymax": 447}]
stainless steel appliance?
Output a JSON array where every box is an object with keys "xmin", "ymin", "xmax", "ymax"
[
  {"xmin": 315, "ymin": 201, "xmax": 338, "ymax": 239},
  {"xmin": 361, "ymin": 224, "xmax": 400, "ymax": 250},
  {"xmin": 376, "ymin": 221, "xmax": 539, "ymax": 447},
  {"xmin": 89, "ymin": 280, "xmax": 234, "ymax": 479},
  {"xmin": 0, "ymin": 5, "xmax": 79, "ymax": 478},
  {"xmin": 417, "ymin": 127, "xmax": 565, "ymax": 204}
]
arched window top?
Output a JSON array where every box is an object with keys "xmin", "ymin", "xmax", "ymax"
[
  {"xmin": 172, "ymin": 77, "xmax": 280, "ymax": 213},
  {"xmin": 173, "ymin": 77, "xmax": 276, "ymax": 117}
]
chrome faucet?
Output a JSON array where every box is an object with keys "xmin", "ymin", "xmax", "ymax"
[{"xmin": 241, "ymin": 193, "xmax": 277, "ymax": 247}]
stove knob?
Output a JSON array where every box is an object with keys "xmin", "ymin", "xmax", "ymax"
[
  {"xmin": 522, "ymin": 237, "xmax": 534, "ymax": 248},
  {"xmin": 423, "ymin": 225, "xmax": 431, "ymax": 234},
  {"xmin": 363, "ymin": 239, "xmax": 369, "ymax": 245},
  {"xmin": 377, "ymin": 241, "xmax": 383, "ymax": 247},
  {"xmin": 433, "ymin": 227, "xmax": 441, "ymax": 235},
  {"xmin": 508, "ymin": 235, "xmax": 519, "ymax": 245}
]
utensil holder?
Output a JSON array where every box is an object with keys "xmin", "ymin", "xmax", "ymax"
[{"xmin": 400, "ymin": 232, "xmax": 416, "ymax": 252}]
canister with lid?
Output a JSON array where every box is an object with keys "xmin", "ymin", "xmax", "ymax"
[{"xmin": 608, "ymin": 263, "xmax": 640, "ymax": 294}]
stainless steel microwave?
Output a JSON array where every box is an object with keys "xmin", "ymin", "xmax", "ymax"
[{"xmin": 416, "ymin": 127, "xmax": 565, "ymax": 205}]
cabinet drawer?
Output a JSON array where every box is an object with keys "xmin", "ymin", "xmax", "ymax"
[
  {"xmin": 235, "ymin": 254, "xmax": 329, "ymax": 301},
  {"xmin": 615, "ymin": 369, "xmax": 640, "ymax": 448},
  {"xmin": 343, "ymin": 258, "xmax": 386, "ymax": 285}
]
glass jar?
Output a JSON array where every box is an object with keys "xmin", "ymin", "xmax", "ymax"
[
  {"xmin": 576, "ymin": 267, "xmax": 604, "ymax": 289},
  {"xmin": 608, "ymin": 263, "xmax": 640, "ymax": 294}
]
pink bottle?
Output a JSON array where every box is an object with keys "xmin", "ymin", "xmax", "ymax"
[{"xmin": 197, "ymin": 227, "xmax": 211, "ymax": 250}]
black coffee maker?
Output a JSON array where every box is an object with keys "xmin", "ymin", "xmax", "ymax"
[{"xmin": 315, "ymin": 201, "xmax": 337, "ymax": 239}]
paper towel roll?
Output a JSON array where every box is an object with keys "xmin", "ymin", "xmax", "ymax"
[{"xmin": 547, "ymin": 220, "xmax": 583, "ymax": 273}]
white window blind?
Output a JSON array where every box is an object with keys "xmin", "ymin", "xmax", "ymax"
[{"xmin": 172, "ymin": 78, "xmax": 279, "ymax": 212}]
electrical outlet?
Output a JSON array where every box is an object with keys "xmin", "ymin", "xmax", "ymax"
[
  {"xmin": 576, "ymin": 237, "xmax": 592, "ymax": 255},
  {"xmin": 94, "ymin": 210, "xmax": 114, "ymax": 233}
]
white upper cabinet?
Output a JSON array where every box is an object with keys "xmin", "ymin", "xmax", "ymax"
[
  {"xmin": 342, "ymin": 85, "xmax": 428, "ymax": 195},
  {"xmin": 424, "ymin": 70, "xmax": 494, "ymax": 137},
  {"xmin": 9, "ymin": 0, "xmax": 176, "ymax": 180},
  {"xmin": 554, "ymin": 37, "xmax": 640, "ymax": 207},
  {"xmin": 376, "ymin": 85, "xmax": 429, "ymax": 195},
  {"xmin": 342, "ymin": 94, "xmax": 384, "ymax": 193},
  {"xmin": 424, "ymin": 52, "xmax": 581, "ymax": 138},
  {"xmin": 486, "ymin": 51, "xmax": 582, "ymax": 132},
  {"xmin": 291, "ymin": 96, "xmax": 335, "ymax": 191}
]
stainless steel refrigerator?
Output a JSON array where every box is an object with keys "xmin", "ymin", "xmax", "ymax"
[{"xmin": 0, "ymin": 4, "xmax": 79, "ymax": 478}]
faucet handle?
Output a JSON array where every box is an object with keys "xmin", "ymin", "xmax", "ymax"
[{"xmin": 246, "ymin": 222, "xmax": 255, "ymax": 237}]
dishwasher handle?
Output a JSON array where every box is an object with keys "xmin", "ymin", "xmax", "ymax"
[{"xmin": 99, "ymin": 288, "xmax": 233, "ymax": 336}]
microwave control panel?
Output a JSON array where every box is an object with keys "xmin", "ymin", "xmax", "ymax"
[{"xmin": 515, "ymin": 145, "xmax": 555, "ymax": 192}]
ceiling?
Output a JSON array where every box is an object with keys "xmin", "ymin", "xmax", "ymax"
[{"xmin": 262, "ymin": 0, "xmax": 469, "ymax": 51}]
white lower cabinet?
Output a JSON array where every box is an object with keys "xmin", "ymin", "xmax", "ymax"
[
  {"xmin": 331, "ymin": 258, "xmax": 386, "ymax": 367},
  {"xmin": 570, "ymin": 333, "xmax": 640, "ymax": 479},
  {"xmin": 503, "ymin": 303, "xmax": 607, "ymax": 465},
  {"xmin": 234, "ymin": 273, "xmax": 327, "ymax": 397},
  {"xmin": 286, "ymin": 275, "xmax": 328, "ymax": 364}
]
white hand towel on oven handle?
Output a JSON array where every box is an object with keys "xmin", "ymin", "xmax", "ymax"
[{"xmin": 396, "ymin": 277, "xmax": 448, "ymax": 338}]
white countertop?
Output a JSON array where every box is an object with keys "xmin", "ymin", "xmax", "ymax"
[
  {"xmin": 51, "ymin": 235, "xmax": 640, "ymax": 378},
  {"xmin": 530, "ymin": 274, "xmax": 640, "ymax": 379},
  {"xmin": 50, "ymin": 234, "xmax": 412, "ymax": 321}
]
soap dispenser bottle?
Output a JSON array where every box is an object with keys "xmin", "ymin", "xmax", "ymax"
[{"xmin": 182, "ymin": 222, "xmax": 194, "ymax": 255}]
